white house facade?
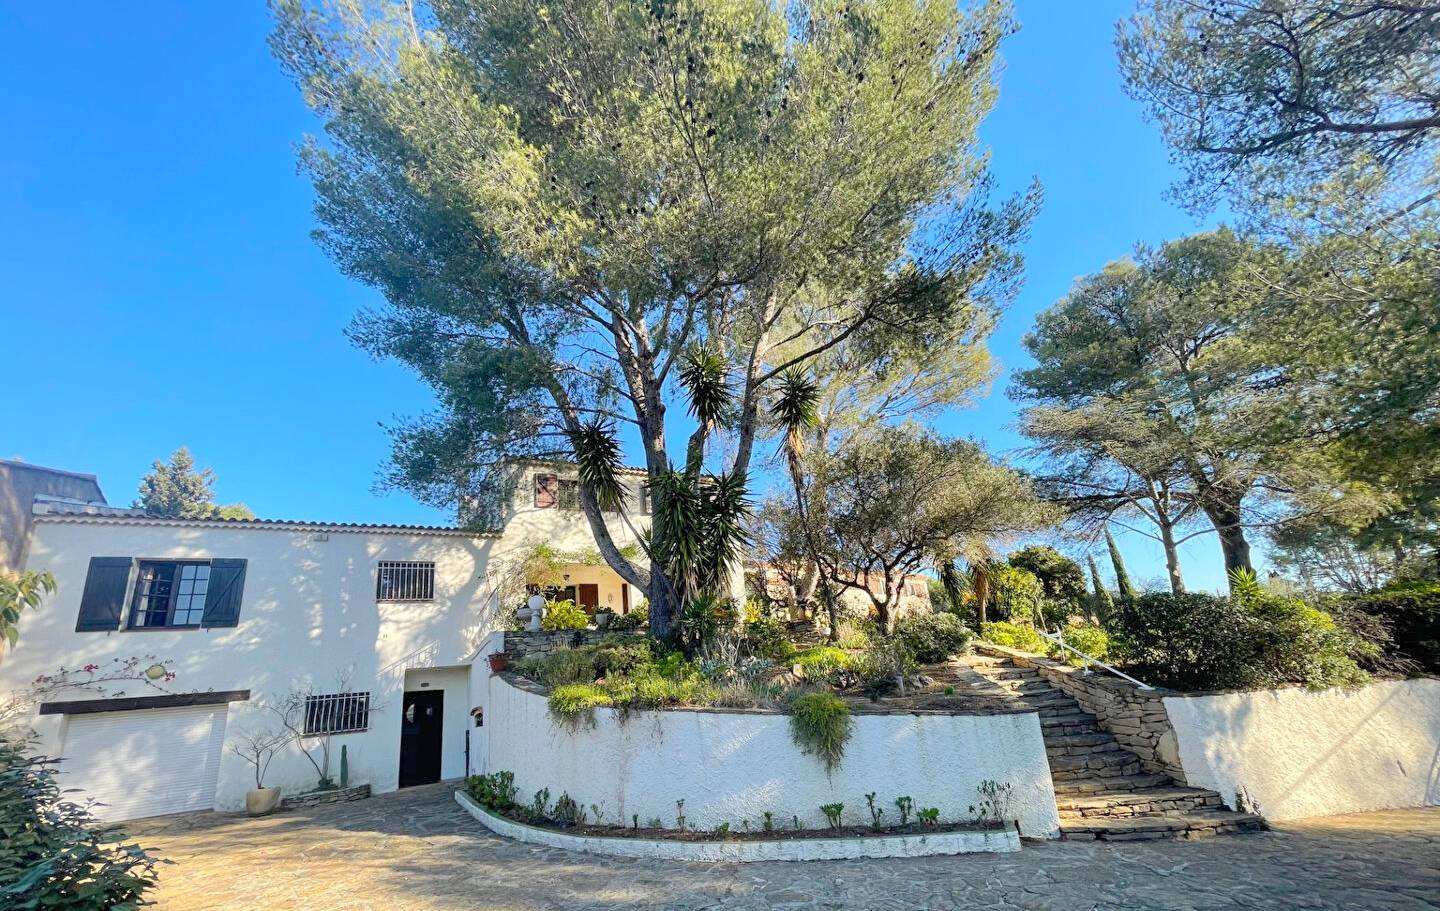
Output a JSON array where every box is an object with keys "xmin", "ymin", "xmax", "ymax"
[{"xmin": 0, "ymin": 459, "xmax": 663, "ymax": 821}]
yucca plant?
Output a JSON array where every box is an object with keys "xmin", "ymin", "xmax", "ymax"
[
  {"xmin": 769, "ymin": 370, "xmax": 840, "ymax": 638},
  {"xmin": 565, "ymin": 417, "xmax": 751, "ymax": 644}
]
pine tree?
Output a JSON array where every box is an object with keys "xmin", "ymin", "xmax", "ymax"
[
  {"xmin": 1105, "ymin": 528, "xmax": 1138, "ymax": 605},
  {"xmin": 134, "ymin": 448, "xmax": 254, "ymax": 520}
]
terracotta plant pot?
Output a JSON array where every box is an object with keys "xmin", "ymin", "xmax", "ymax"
[
  {"xmin": 246, "ymin": 787, "xmax": 282, "ymax": 817},
  {"xmin": 487, "ymin": 653, "xmax": 509, "ymax": 673}
]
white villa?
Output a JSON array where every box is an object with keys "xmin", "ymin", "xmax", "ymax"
[{"xmin": 0, "ymin": 459, "xmax": 653, "ymax": 820}]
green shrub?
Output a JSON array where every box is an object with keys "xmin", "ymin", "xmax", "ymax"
[
  {"xmin": 1341, "ymin": 581, "xmax": 1440, "ymax": 673},
  {"xmin": 790, "ymin": 646, "xmax": 860, "ymax": 682},
  {"xmin": 1108, "ymin": 580, "xmax": 1370, "ymax": 691},
  {"xmin": 743, "ymin": 613, "xmax": 794, "ymax": 660},
  {"xmin": 981, "ymin": 621, "xmax": 1048, "ymax": 653},
  {"xmin": 856, "ymin": 635, "xmax": 919, "ymax": 699},
  {"xmin": 548, "ymin": 683, "xmax": 613, "ymax": 722},
  {"xmin": 1054, "ymin": 623, "xmax": 1109, "ymax": 666},
  {"xmin": 892, "ymin": 612, "xmax": 973, "ymax": 663},
  {"xmin": 835, "ymin": 621, "xmax": 873, "ymax": 650},
  {"xmin": 541, "ymin": 598, "xmax": 589, "ymax": 631},
  {"xmin": 788, "ymin": 692, "xmax": 852, "ymax": 772},
  {"xmin": 609, "ymin": 600, "xmax": 648, "ymax": 630},
  {"xmin": 0, "ymin": 737, "xmax": 162, "ymax": 910},
  {"xmin": 465, "ymin": 771, "xmax": 518, "ymax": 811}
]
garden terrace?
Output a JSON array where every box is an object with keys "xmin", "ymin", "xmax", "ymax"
[{"xmin": 481, "ymin": 666, "xmax": 1062, "ymax": 838}]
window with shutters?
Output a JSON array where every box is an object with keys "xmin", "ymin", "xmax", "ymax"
[
  {"xmin": 303, "ymin": 691, "xmax": 371, "ymax": 735},
  {"xmin": 555, "ymin": 478, "xmax": 582, "ymax": 510},
  {"xmin": 375, "ymin": 561, "xmax": 436, "ymax": 601},
  {"xmin": 129, "ymin": 561, "xmax": 211, "ymax": 628}
]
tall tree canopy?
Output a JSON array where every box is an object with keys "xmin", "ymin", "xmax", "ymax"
[
  {"xmin": 1118, "ymin": 0, "xmax": 1440, "ymax": 217},
  {"xmin": 798, "ymin": 423, "xmax": 1055, "ymax": 633},
  {"xmin": 1012, "ymin": 229, "xmax": 1372, "ymax": 580},
  {"xmin": 271, "ymin": 0, "xmax": 1033, "ymax": 634},
  {"xmin": 134, "ymin": 448, "xmax": 255, "ymax": 520}
]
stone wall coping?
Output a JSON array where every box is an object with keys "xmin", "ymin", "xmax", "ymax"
[
  {"xmin": 455, "ymin": 791, "xmax": 1020, "ymax": 861},
  {"xmin": 975, "ymin": 642, "xmax": 1176, "ymax": 697},
  {"xmin": 495, "ymin": 670, "xmax": 1037, "ymax": 718}
]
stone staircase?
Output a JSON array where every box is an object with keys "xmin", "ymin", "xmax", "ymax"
[{"xmin": 962, "ymin": 654, "xmax": 1265, "ymax": 841}]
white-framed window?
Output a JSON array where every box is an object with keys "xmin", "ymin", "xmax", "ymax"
[
  {"xmin": 303, "ymin": 692, "xmax": 371, "ymax": 735},
  {"xmin": 376, "ymin": 561, "xmax": 436, "ymax": 601}
]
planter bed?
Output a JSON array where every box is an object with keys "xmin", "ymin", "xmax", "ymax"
[
  {"xmin": 282, "ymin": 783, "xmax": 371, "ymax": 810},
  {"xmin": 455, "ymin": 791, "xmax": 1019, "ymax": 861}
]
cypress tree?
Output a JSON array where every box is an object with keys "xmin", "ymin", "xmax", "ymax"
[
  {"xmin": 1086, "ymin": 554, "xmax": 1114, "ymax": 621},
  {"xmin": 1105, "ymin": 528, "xmax": 1139, "ymax": 605}
]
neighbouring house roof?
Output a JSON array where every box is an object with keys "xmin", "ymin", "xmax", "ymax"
[
  {"xmin": 32, "ymin": 499, "xmax": 500, "ymax": 538},
  {"xmin": 0, "ymin": 458, "xmax": 107, "ymax": 503}
]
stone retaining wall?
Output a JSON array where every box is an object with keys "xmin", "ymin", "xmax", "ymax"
[
  {"xmin": 282, "ymin": 783, "xmax": 371, "ymax": 810},
  {"xmin": 975, "ymin": 643, "xmax": 1186, "ymax": 783},
  {"xmin": 502, "ymin": 629, "xmax": 640, "ymax": 658}
]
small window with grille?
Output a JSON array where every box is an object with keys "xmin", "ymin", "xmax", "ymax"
[
  {"xmin": 303, "ymin": 692, "xmax": 371, "ymax": 735},
  {"xmin": 556, "ymin": 478, "xmax": 582, "ymax": 510},
  {"xmin": 375, "ymin": 561, "xmax": 436, "ymax": 601}
]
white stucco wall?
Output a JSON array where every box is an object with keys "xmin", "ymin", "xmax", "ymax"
[
  {"xmin": 1164, "ymin": 678, "xmax": 1440, "ymax": 821},
  {"xmin": 3, "ymin": 516, "xmax": 508, "ymax": 811},
  {"xmin": 484, "ymin": 673, "xmax": 1061, "ymax": 838},
  {"xmin": 501, "ymin": 465, "xmax": 649, "ymax": 558}
]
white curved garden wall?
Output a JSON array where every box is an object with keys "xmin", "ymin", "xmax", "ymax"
[
  {"xmin": 484, "ymin": 674, "xmax": 1061, "ymax": 838},
  {"xmin": 1164, "ymin": 677, "xmax": 1440, "ymax": 821}
]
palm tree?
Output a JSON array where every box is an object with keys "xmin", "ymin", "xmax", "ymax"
[{"xmin": 770, "ymin": 370, "xmax": 842, "ymax": 640}]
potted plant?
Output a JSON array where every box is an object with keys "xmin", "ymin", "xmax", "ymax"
[
  {"xmin": 230, "ymin": 724, "xmax": 288, "ymax": 816},
  {"xmin": 594, "ymin": 608, "xmax": 614, "ymax": 630},
  {"xmin": 487, "ymin": 652, "xmax": 510, "ymax": 673}
]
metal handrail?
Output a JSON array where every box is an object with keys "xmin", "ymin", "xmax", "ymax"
[{"xmin": 1038, "ymin": 628, "xmax": 1154, "ymax": 690}]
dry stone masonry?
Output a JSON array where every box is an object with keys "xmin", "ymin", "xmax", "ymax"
[{"xmin": 964, "ymin": 647, "xmax": 1263, "ymax": 841}]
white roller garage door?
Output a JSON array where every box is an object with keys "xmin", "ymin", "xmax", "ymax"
[{"xmin": 60, "ymin": 705, "xmax": 228, "ymax": 821}]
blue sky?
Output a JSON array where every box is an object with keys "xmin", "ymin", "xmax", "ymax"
[{"xmin": 0, "ymin": 1, "xmax": 1236, "ymax": 592}]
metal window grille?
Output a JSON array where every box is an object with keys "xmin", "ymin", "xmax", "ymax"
[
  {"xmin": 556, "ymin": 479, "xmax": 582, "ymax": 510},
  {"xmin": 303, "ymin": 691, "xmax": 371, "ymax": 735},
  {"xmin": 375, "ymin": 561, "xmax": 436, "ymax": 601}
]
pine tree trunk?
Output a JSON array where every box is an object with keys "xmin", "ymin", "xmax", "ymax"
[
  {"xmin": 1202, "ymin": 496, "xmax": 1253, "ymax": 584},
  {"xmin": 1157, "ymin": 516, "xmax": 1186, "ymax": 594}
]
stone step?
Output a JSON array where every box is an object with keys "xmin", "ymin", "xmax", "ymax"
[
  {"xmin": 1046, "ymin": 743, "xmax": 1127, "ymax": 761},
  {"xmin": 969, "ymin": 667, "xmax": 1040, "ymax": 681},
  {"xmin": 1060, "ymin": 810, "xmax": 1265, "ymax": 841},
  {"xmin": 1053, "ymin": 773, "xmax": 1173, "ymax": 795},
  {"xmin": 1047, "ymin": 750, "xmax": 1139, "ymax": 773},
  {"xmin": 1058, "ymin": 787, "xmax": 1224, "ymax": 819},
  {"xmin": 1043, "ymin": 732, "xmax": 1116, "ymax": 749}
]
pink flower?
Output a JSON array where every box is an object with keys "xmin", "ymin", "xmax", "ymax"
[{"xmin": 83, "ymin": 664, "xmax": 98, "ymax": 673}]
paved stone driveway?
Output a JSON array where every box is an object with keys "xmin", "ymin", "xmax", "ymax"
[{"xmin": 130, "ymin": 783, "xmax": 1439, "ymax": 910}]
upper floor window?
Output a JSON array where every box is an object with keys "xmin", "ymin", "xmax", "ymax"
[
  {"xmin": 556, "ymin": 478, "xmax": 582, "ymax": 510},
  {"xmin": 129, "ymin": 561, "xmax": 211, "ymax": 628},
  {"xmin": 304, "ymin": 691, "xmax": 371, "ymax": 735},
  {"xmin": 376, "ymin": 561, "xmax": 435, "ymax": 601}
]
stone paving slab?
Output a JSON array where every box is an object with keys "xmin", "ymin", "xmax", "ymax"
[{"xmin": 128, "ymin": 783, "xmax": 1440, "ymax": 910}]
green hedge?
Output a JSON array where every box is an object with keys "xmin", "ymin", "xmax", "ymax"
[
  {"xmin": 1108, "ymin": 584, "xmax": 1369, "ymax": 691},
  {"xmin": 1341, "ymin": 581, "xmax": 1440, "ymax": 673}
]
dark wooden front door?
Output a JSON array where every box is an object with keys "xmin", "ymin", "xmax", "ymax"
[
  {"xmin": 577, "ymin": 583, "xmax": 600, "ymax": 614},
  {"xmin": 398, "ymin": 690, "xmax": 444, "ymax": 788}
]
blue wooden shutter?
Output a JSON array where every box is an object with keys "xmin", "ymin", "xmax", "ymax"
[
  {"xmin": 201, "ymin": 559, "xmax": 248, "ymax": 628},
  {"xmin": 75, "ymin": 557, "xmax": 132, "ymax": 631}
]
